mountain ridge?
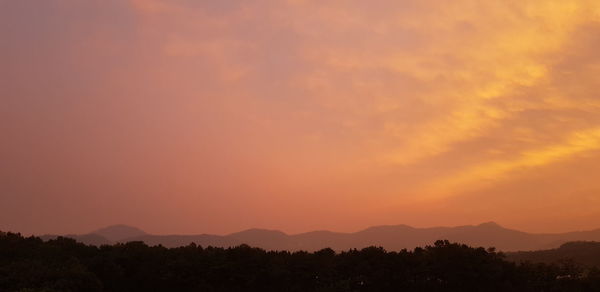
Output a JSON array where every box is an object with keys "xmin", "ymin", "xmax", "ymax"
[{"xmin": 38, "ymin": 222, "xmax": 600, "ymax": 252}]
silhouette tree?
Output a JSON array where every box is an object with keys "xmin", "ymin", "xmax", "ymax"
[{"xmin": 1, "ymin": 231, "xmax": 600, "ymax": 291}]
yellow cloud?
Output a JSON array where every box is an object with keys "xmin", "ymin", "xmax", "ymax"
[
  {"xmin": 380, "ymin": 0, "xmax": 599, "ymax": 165},
  {"xmin": 422, "ymin": 127, "xmax": 600, "ymax": 200},
  {"xmin": 282, "ymin": 0, "xmax": 600, "ymax": 168}
]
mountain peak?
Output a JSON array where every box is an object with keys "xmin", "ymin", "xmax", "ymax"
[
  {"xmin": 477, "ymin": 221, "xmax": 503, "ymax": 228},
  {"xmin": 92, "ymin": 224, "xmax": 147, "ymax": 242}
]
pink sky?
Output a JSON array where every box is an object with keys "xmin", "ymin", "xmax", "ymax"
[{"xmin": 2, "ymin": 0, "xmax": 600, "ymax": 235}]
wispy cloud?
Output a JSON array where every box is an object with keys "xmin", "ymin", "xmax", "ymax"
[{"xmin": 1, "ymin": 0, "xmax": 600, "ymax": 234}]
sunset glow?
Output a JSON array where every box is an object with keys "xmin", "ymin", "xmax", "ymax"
[{"xmin": 2, "ymin": 0, "xmax": 600, "ymax": 235}]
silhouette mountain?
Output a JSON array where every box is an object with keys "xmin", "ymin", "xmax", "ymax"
[
  {"xmin": 92, "ymin": 224, "xmax": 147, "ymax": 242},
  {"xmin": 228, "ymin": 228, "xmax": 289, "ymax": 250},
  {"xmin": 40, "ymin": 224, "xmax": 146, "ymax": 246},
  {"xmin": 41, "ymin": 222, "xmax": 600, "ymax": 251}
]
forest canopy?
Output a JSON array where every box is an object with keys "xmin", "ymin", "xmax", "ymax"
[{"xmin": 1, "ymin": 232, "xmax": 599, "ymax": 292}]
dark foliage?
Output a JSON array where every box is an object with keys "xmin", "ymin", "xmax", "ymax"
[
  {"xmin": 508, "ymin": 241, "xmax": 600, "ymax": 269},
  {"xmin": 1, "ymin": 232, "xmax": 599, "ymax": 291}
]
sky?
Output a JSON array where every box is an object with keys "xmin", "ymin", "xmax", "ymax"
[{"xmin": 1, "ymin": 0, "xmax": 600, "ymax": 235}]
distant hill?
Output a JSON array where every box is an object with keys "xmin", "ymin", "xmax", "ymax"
[
  {"xmin": 507, "ymin": 241, "xmax": 600, "ymax": 268},
  {"xmin": 39, "ymin": 224, "xmax": 146, "ymax": 246},
  {"xmin": 92, "ymin": 224, "xmax": 147, "ymax": 242},
  {"xmin": 39, "ymin": 222, "xmax": 600, "ymax": 251}
]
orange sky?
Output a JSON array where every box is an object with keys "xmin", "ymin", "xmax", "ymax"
[{"xmin": 2, "ymin": 0, "xmax": 600, "ymax": 235}]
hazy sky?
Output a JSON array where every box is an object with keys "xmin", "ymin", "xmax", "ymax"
[{"xmin": 2, "ymin": 0, "xmax": 600, "ymax": 235}]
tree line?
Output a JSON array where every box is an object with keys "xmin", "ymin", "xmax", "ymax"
[{"xmin": 1, "ymin": 231, "xmax": 599, "ymax": 291}]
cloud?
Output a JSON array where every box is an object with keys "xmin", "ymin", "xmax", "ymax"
[
  {"xmin": 2, "ymin": 0, "xmax": 600, "ymax": 233},
  {"xmin": 423, "ymin": 127, "xmax": 600, "ymax": 198}
]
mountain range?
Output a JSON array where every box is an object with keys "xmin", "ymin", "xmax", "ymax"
[{"xmin": 39, "ymin": 222, "xmax": 600, "ymax": 252}]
